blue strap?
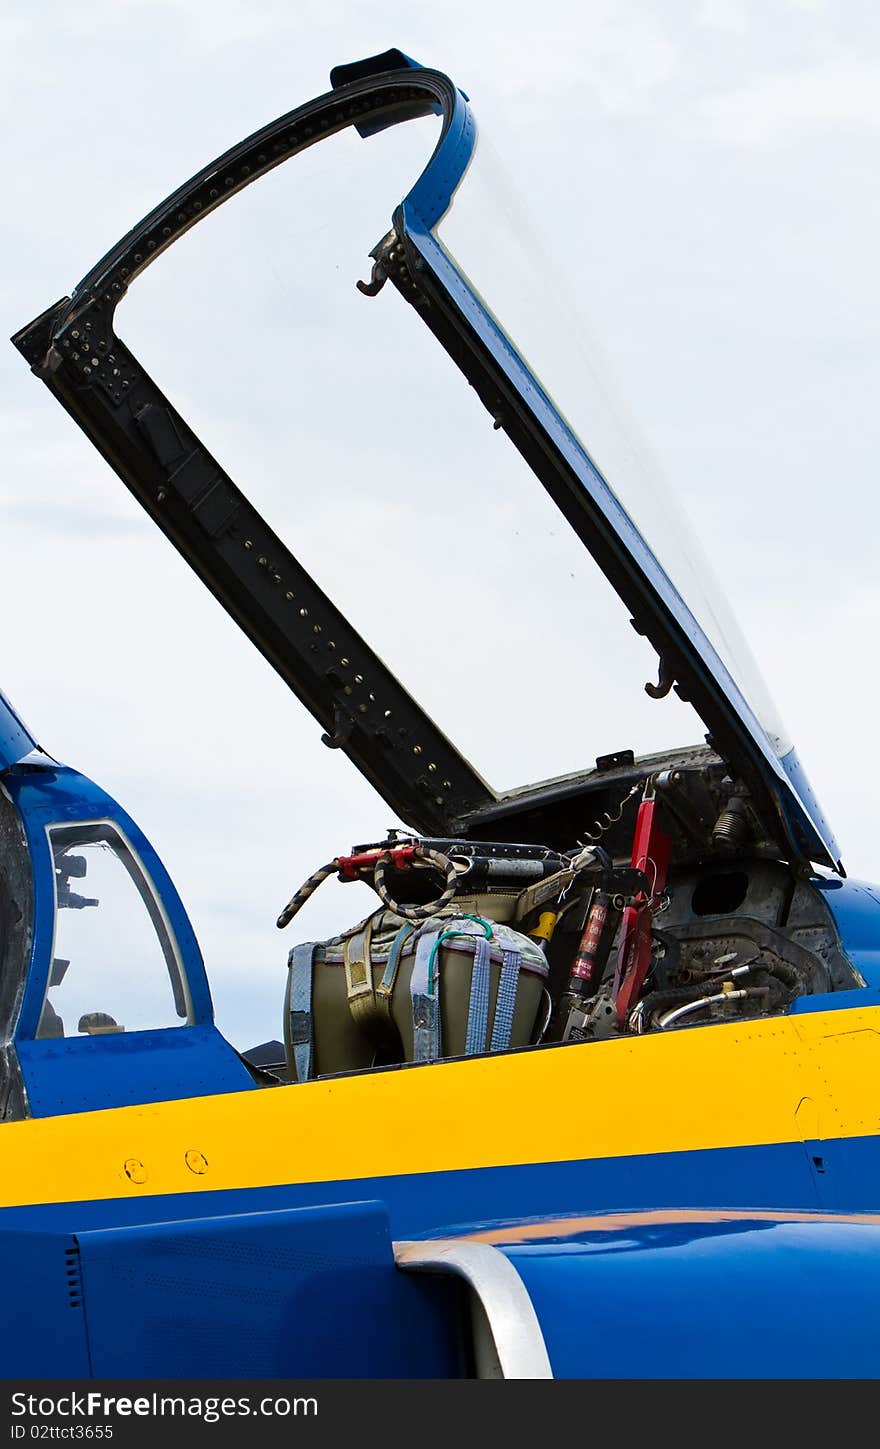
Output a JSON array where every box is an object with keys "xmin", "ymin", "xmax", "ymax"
[
  {"xmin": 380, "ymin": 923, "xmax": 414, "ymax": 995},
  {"xmin": 490, "ymin": 947, "xmax": 521, "ymax": 1052},
  {"xmin": 288, "ymin": 941, "xmax": 317, "ymax": 1083},
  {"xmin": 464, "ymin": 933, "xmax": 491, "ymax": 1055},
  {"xmin": 410, "ymin": 929, "xmax": 441, "ymax": 1062}
]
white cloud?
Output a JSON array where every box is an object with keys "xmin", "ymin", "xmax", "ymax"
[
  {"xmin": 688, "ymin": 48, "xmax": 880, "ymax": 144},
  {"xmin": 696, "ymin": 0, "xmax": 750, "ymax": 36}
]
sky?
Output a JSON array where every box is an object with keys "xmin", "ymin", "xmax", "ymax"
[{"xmin": 2, "ymin": 0, "xmax": 879, "ymax": 1048}]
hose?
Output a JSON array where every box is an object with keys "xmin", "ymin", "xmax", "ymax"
[
  {"xmin": 659, "ymin": 986, "xmax": 770, "ymax": 1029},
  {"xmin": 374, "ymin": 847, "xmax": 458, "ymax": 921},
  {"xmin": 277, "ymin": 845, "xmax": 458, "ymax": 930},
  {"xmin": 276, "ymin": 861, "xmax": 340, "ymax": 929}
]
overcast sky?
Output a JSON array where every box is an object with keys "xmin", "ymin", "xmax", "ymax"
[{"xmin": 2, "ymin": 0, "xmax": 879, "ymax": 1048}]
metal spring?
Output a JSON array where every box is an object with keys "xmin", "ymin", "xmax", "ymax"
[
  {"xmin": 712, "ymin": 798, "xmax": 751, "ymax": 848},
  {"xmin": 578, "ymin": 782, "xmax": 642, "ymax": 848}
]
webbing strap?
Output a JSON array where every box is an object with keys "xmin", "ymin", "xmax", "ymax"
[
  {"xmin": 464, "ymin": 933, "xmax": 491, "ymax": 1055},
  {"xmin": 288, "ymin": 941, "xmax": 317, "ymax": 1083},
  {"xmin": 490, "ymin": 947, "xmax": 521, "ymax": 1052},
  {"xmin": 344, "ymin": 918, "xmax": 375, "ymax": 1031},
  {"xmin": 379, "ymin": 923, "xmax": 414, "ymax": 1001},
  {"xmin": 410, "ymin": 929, "xmax": 441, "ymax": 1062}
]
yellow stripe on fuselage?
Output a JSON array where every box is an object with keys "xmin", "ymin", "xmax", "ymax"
[{"xmin": 3, "ymin": 1002, "xmax": 880, "ymax": 1210}]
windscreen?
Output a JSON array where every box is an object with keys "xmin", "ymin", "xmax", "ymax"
[
  {"xmin": 118, "ymin": 110, "xmax": 704, "ymax": 793},
  {"xmin": 430, "ymin": 134, "xmax": 792, "ymax": 764}
]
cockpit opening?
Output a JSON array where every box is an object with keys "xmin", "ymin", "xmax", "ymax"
[{"xmin": 261, "ymin": 750, "xmax": 859, "ymax": 1085}]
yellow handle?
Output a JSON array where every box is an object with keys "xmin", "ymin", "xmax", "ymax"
[{"xmin": 530, "ymin": 910, "xmax": 559, "ymax": 946}]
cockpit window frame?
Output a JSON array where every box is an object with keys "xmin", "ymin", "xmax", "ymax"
[{"xmin": 34, "ymin": 816, "xmax": 193, "ymax": 1041}]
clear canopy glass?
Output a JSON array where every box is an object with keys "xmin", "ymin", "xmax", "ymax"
[{"xmin": 118, "ymin": 112, "xmax": 707, "ymax": 794}]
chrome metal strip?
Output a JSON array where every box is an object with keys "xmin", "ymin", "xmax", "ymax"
[{"xmin": 394, "ymin": 1238, "xmax": 553, "ymax": 1379}]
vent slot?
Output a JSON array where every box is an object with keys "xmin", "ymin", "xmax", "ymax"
[{"xmin": 64, "ymin": 1244, "xmax": 83, "ymax": 1309}]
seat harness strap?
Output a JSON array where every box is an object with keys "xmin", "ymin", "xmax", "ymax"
[
  {"xmin": 377, "ymin": 923, "xmax": 414, "ymax": 1027},
  {"xmin": 464, "ymin": 933, "xmax": 492, "ymax": 1054},
  {"xmin": 288, "ymin": 941, "xmax": 318, "ymax": 1083},
  {"xmin": 490, "ymin": 946, "xmax": 522, "ymax": 1052},
  {"xmin": 343, "ymin": 917, "xmax": 375, "ymax": 1030},
  {"xmin": 410, "ymin": 929, "xmax": 442, "ymax": 1062}
]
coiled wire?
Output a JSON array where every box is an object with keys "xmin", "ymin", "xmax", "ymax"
[{"xmin": 577, "ymin": 781, "xmax": 642, "ymax": 848}]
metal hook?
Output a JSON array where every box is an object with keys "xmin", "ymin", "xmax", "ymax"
[
  {"xmin": 356, "ymin": 257, "xmax": 388, "ymax": 297},
  {"xmin": 645, "ymin": 653, "xmax": 675, "ymax": 699},
  {"xmin": 321, "ymin": 707, "xmax": 354, "ymax": 750}
]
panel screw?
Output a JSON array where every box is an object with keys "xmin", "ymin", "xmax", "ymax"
[
  {"xmin": 123, "ymin": 1158, "xmax": 147, "ymax": 1184},
  {"xmin": 185, "ymin": 1150, "xmax": 209, "ymax": 1176}
]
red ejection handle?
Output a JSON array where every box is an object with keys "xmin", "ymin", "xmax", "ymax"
[
  {"xmin": 612, "ymin": 790, "xmax": 671, "ymax": 1025},
  {"xmin": 336, "ymin": 845, "xmax": 417, "ymax": 880}
]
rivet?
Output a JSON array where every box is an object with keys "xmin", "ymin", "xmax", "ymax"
[
  {"xmin": 185, "ymin": 1150, "xmax": 208, "ymax": 1176},
  {"xmin": 123, "ymin": 1158, "xmax": 147, "ymax": 1185}
]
